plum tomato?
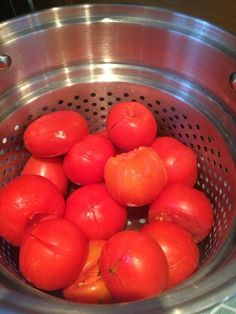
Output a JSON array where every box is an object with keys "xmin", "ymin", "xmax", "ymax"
[
  {"xmin": 63, "ymin": 134, "xmax": 116, "ymax": 185},
  {"xmin": 19, "ymin": 218, "xmax": 88, "ymax": 291},
  {"xmin": 63, "ymin": 240, "xmax": 113, "ymax": 304},
  {"xmin": 149, "ymin": 184, "xmax": 214, "ymax": 242},
  {"xmin": 23, "ymin": 110, "xmax": 88, "ymax": 157},
  {"xmin": 140, "ymin": 221, "xmax": 199, "ymax": 288},
  {"xmin": 151, "ymin": 136, "xmax": 198, "ymax": 186},
  {"xmin": 0, "ymin": 175, "xmax": 65, "ymax": 246},
  {"xmin": 106, "ymin": 101, "xmax": 157, "ymax": 151},
  {"xmin": 65, "ymin": 184, "xmax": 127, "ymax": 240},
  {"xmin": 104, "ymin": 146, "xmax": 167, "ymax": 206},
  {"xmin": 99, "ymin": 230, "xmax": 168, "ymax": 301},
  {"xmin": 22, "ymin": 155, "xmax": 68, "ymax": 194}
]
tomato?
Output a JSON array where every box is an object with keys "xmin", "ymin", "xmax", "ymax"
[
  {"xmin": 0, "ymin": 175, "xmax": 65, "ymax": 246},
  {"xmin": 63, "ymin": 240, "xmax": 113, "ymax": 304},
  {"xmin": 151, "ymin": 136, "xmax": 198, "ymax": 186},
  {"xmin": 19, "ymin": 218, "xmax": 88, "ymax": 291},
  {"xmin": 140, "ymin": 221, "xmax": 199, "ymax": 288},
  {"xmin": 22, "ymin": 155, "xmax": 68, "ymax": 194},
  {"xmin": 106, "ymin": 101, "xmax": 157, "ymax": 151},
  {"xmin": 149, "ymin": 184, "xmax": 214, "ymax": 242},
  {"xmin": 65, "ymin": 184, "xmax": 127, "ymax": 240},
  {"xmin": 104, "ymin": 146, "xmax": 167, "ymax": 206},
  {"xmin": 24, "ymin": 110, "xmax": 88, "ymax": 157},
  {"xmin": 99, "ymin": 230, "xmax": 168, "ymax": 301},
  {"xmin": 63, "ymin": 134, "xmax": 116, "ymax": 185},
  {"xmin": 94, "ymin": 129, "xmax": 109, "ymax": 138}
]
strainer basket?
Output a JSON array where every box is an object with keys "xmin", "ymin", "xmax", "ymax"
[{"xmin": 0, "ymin": 4, "xmax": 236, "ymax": 314}]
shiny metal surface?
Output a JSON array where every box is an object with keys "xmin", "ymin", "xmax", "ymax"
[
  {"xmin": 0, "ymin": 4, "xmax": 235, "ymax": 314},
  {"xmin": 230, "ymin": 72, "xmax": 236, "ymax": 90},
  {"xmin": 0, "ymin": 55, "xmax": 11, "ymax": 70}
]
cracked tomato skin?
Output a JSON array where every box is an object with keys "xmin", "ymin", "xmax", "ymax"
[
  {"xmin": 63, "ymin": 134, "xmax": 116, "ymax": 185},
  {"xmin": 19, "ymin": 218, "xmax": 88, "ymax": 291},
  {"xmin": 63, "ymin": 240, "xmax": 113, "ymax": 304},
  {"xmin": 24, "ymin": 110, "xmax": 89, "ymax": 157},
  {"xmin": 106, "ymin": 101, "xmax": 157, "ymax": 152},
  {"xmin": 149, "ymin": 184, "xmax": 214, "ymax": 242},
  {"xmin": 99, "ymin": 230, "xmax": 168, "ymax": 302},
  {"xmin": 22, "ymin": 155, "xmax": 68, "ymax": 195},
  {"xmin": 64, "ymin": 184, "xmax": 127, "ymax": 240},
  {"xmin": 104, "ymin": 146, "xmax": 167, "ymax": 207},
  {"xmin": 140, "ymin": 221, "xmax": 199, "ymax": 288},
  {"xmin": 0, "ymin": 175, "xmax": 65, "ymax": 246},
  {"xmin": 151, "ymin": 136, "xmax": 198, "ymax": 187}
]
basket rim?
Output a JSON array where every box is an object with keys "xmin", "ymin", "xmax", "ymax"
[{"xmin": 0, "ymin": 3, "xmax": 235, "ymax": 55}]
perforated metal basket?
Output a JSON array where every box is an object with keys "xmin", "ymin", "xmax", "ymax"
[{"xmin": 0, "ymin": 4, "xmax": 236, "ymax": 314}]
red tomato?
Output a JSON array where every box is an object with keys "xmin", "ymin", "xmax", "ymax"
[
  {"xmin": 65, "ymin": 184, "xmax": 127, "ymax": 240},
  {"xmin": 63, "ymin": 134, "xmax": 116, "ymax": 185},
  {"xmin": 99, "ymin": 230, "xmax": 168, "ymax": 301},
  {"xmin": 140, "ymin": 221, "xmax": 199, "ymax": 288},
  {"xmin": 0, "ymin": 175, "xmax": 65, "ymax": 246},
  {"xmin": 151, "ymin": 136, "xmax": 198, "ymax": 186},
  {"xmin": 149, "ymin": 184, "xmax": 214, "ymax": 242},
  {"xmin": 24, "ymin": 110, "xmax": 88, "ymax": 157},
  {"xmin": 104, "ymin": 146, "xmax": 167, "ymax": 206},
  {"xmin": 63, "ymin": 240, "xmax": 113, "ymax": 304},
  {"xmin": 106, "ymin": 102, "xmax": 157, "ymax": 151},
  {"xmin": 94, "ymin": 129, "xmax": 109, "ymax": 138},
  {"xmin": 20, "ymin": 218, "xmax": 88, "ymax": 291},
  {"xmin": 22, "ymin": 155, "xmax": 68, "ymax": 194}
]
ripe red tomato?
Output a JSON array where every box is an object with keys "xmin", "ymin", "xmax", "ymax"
[
  {"xmin": 94, "ymin": 129, "xmax": 109, "ymax": 138},
  {"xmin": 151, "ymin": 136, "xmax": 198, "ymax": 186},
  {"xmin": 106, "ymin": 102, "xmax": 157, "ymax": 151},
  {"xmin": 149, "ymin": 184, "xmax": 214, "ymax": 242},
  {"xmin": 63, "ymin": 134, "xmax": 116, "ymax": 185},
  {"xmin": 22, "ymin": 155, "xmax": 68, "ymax": 194},
  {"xmin": 104, "ymin": 146, "xmax": 167, "ymax": 206},
  {"xmin": 0, "ymin": 175, "xmax": 65, "ymax": 246},
  {"xmin": 140, "ymin": 221, "xmax": 199, "ymax": 288},
  {"xmin": 63, "ymin": 240, "xmax": 113, "ymax": 304},
  {"xmin": 24, "ymin": 110, "xmax": 88, "ymax": 157},
  {"xmin": 99, "ymin": 230, "xmax": 168, "ymax": 301},
  {"xmin": 65, "ymin": 184, "xmax": 127, "ymax": 240},
  {"xmin": 20, "ymin": 218, "xmax": 88, "ymax": 291}
]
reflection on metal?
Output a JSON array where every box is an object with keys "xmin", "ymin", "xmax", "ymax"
[
  {"xmin": 230, "ymin": 72, "xmax": 236, "ymax": 90},
  {"xmin": 0, "ymin": 55, "xmax": 11, "ymax": 70}
]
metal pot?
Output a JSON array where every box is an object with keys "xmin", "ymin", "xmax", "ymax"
[{"xmin": 0, "ymin": 4, "xmax": 235, "ymax": 313}]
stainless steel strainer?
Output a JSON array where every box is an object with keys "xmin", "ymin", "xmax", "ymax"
[{"xmin": 0, "ymin": 4, "xmax": 236, "ymax": 314}]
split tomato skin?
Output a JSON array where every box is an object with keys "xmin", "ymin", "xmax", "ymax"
[
  {"xmin": 0, "ymin": 175, "xmax": 65, "ymax": 246},
  {"xmin": 19, "ymin": 218, "xmax": 88, "ymax": 291},
  {"xmin": 151, "ymin": 136, "xmax": 198, "ymax": 187},
  {"xmin": 99, "ymin": 230, "xmax": 168, "ymax": 302},
  {"xmin": 140, "ymin": 221, "xmax": 199, "ymax": 288},
  {"xmin": 106, "ymin": 101, "xmax": 157, "ymax": 151},
  {"xmin": 65, "ymin": 184, "xmax": 127, "ymax": 240},
  {"xmin": 63, "ymin": 134, "xmax": 116, "ymax": 185},
  {"xmin": 24, "ymin": 110, "xmax": 89, "ymax": 157},
  {"xmin": 22, "ymin": 155, "xmax": 68, "ymax": 195},
  {"xmin": 63, "ymin": 240, "xmax": 113, "ymax": 304},
  {"xmin": 149, "ymin": 184, "xmax": 214, "ymax": 242},
  {"xmin": 104, "ymin": 146, "xmax": 167, "ymax": 206}
]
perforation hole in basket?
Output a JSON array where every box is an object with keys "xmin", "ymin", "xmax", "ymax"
[{"xmin": 0, "ymin": 240, "xmax": 21, "ymax": 277}]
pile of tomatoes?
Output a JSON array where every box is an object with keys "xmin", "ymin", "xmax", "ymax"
[{"xmin": 0, "ymin": 102, "xmax": 214, "ymax": 304}]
